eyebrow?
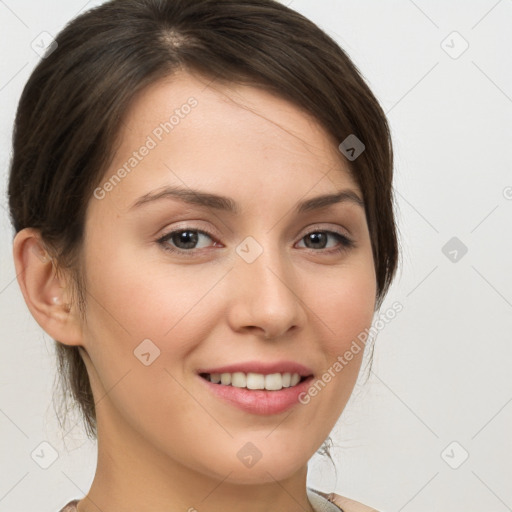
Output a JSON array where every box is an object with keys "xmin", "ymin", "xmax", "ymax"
[{"xmin": 130, "ymin": 185, "xmax": 365, "ymax": 214}]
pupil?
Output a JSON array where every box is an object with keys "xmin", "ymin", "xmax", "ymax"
[
  {"xmin": 306, "ymin": 232, "xmax": 326, "ymax": 249},
  {"xmin": 174, "ymin": 230, "xmax": 198, "ymax": 249}
]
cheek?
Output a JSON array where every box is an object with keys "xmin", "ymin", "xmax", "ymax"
[
  {"xmin": 336, "ymin": 278, "xmax": 375, "ymax": 338},
  {"xmin": 83, "ymin": 231, "xmax": 215, "ymax": 336},
  {"xmin": 300, "ymin": 259, "xmax": 376, "ymax": 410},
  {"xmin": 307, "ymin": 258, "xmax": 377, "ymax": 345}
]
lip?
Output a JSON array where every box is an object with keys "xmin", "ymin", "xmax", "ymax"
[
  {"xmin": 197, "ymin": 374, "xmax": 314, "ymax": 415},
  {"xmin": 195, "ymin": 360, "xmax": 314, "ymax": 377}
]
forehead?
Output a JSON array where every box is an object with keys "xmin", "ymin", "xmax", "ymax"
[
  {"xmin": 96, "ymin": 71, "xmax": 360, "ymax": 212},
  {"xmin": 121, "ymin": 71, "xmax": 335, "ymax": 143}
]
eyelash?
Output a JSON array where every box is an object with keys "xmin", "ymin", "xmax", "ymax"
[{"xmin": 156, "ymin": 227, "xmax": 355, "ymax": 257}]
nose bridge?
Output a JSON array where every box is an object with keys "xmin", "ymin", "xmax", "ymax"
[{"xmin": 229, "ymin": 233, "xmax": 305, "ymax": 338}]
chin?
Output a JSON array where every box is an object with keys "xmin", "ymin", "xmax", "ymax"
[
  {"xmin": 213, "ymin": 462, "xmax": 305, "ymax": 486},
  {"xmin": 213, "ymin": 446, "xmax": 311, "ymax": 485}
]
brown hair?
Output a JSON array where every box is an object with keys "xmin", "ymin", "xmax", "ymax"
[{"xmin": 8, "ymin": 0, "xmax": 399, "ymax": 464}]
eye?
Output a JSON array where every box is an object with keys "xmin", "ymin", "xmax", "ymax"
[
  {"xmin": 157, "ymin": 228, "xmax": 220, "ymax": 255},
  {"xmin": 296, "ymin": 230, "xmax": 355, "ymax": 253},
  {"xmin": 156, "ymin": 227, "xmax": 355, "ymax": 257}
]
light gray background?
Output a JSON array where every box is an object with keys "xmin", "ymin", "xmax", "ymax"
[{"xmin": 1, "ymin": 1, "xmax": 511, "ymax": 511}]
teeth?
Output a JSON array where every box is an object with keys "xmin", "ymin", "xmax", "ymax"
[
  {"xmin": 232, "ymin": 372, "xmax": 246, "ymax": 388},
  {"xmin": 205, "ymin": 372, "xmax": 303, "ymax": 391}
]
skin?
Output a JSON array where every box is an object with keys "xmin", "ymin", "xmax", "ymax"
[{"xmin": 14, "ymin": 71, "xmax": 377, "ymax": 512}]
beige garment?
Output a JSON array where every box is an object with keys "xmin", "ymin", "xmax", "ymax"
[
  {"xmin": 58, "ymin": 500, "xmax": 78, "ymax": 512},
  {"xmin": 313, "ymin": 489, "xmax": 381, "ymax": 512}
]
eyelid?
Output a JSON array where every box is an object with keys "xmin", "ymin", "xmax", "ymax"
[
  {"xmin": 298, "ymin": 222, "xmax": 351, "ymax": 237},
  {"xmin": 156, "ymin": 220, "xmax": 222, "ymax": 240}
]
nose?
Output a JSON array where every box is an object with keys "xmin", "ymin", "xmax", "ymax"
[{"xmin": 226, "ymin": 241, "xmax": 307, "ymax": 340}]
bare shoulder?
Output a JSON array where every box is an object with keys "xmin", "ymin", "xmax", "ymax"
[{"xmin": 314, "ymin": 490, "xmax": 381, "ymax": 512}]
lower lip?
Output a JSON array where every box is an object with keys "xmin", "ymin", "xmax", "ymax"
[{"xmin": 197, "ymin": 374, "xmax": 314, "ymax": 415}]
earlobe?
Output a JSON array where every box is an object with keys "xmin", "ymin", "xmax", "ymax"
[{"xmin": 12, "ymin": 227, "xmax": 83, "ymax": 347}]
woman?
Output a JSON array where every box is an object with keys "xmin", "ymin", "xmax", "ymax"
[{"xmin": 8, "ymin": 1, "xmax": 398, "ymax": 510}]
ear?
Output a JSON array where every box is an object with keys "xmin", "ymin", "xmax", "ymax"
[{"xmin": 12, "ymin": 227, "xmax": 83, "ymax": 347}]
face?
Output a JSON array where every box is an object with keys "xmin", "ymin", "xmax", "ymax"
[{"xmin": 78, "ymin": 71, "xmax": 377, "ymax": 484}]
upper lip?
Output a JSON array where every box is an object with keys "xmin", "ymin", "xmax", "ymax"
[{"xmin": 196, "ymin": 361, "xmax": 314, "ymax": 377}]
